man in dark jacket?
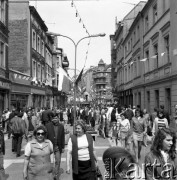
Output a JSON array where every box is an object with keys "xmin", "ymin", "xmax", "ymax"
[
  {"xmin": 11, "ymin": 110, "xmax": 25, "ymax": 157},
  {"xmin": 41, "ymin": 107, "xmax": 53, "ymax": 125},
  {"xmin": 46, "ymin": 113, "xmax": 65, "ymax": 180}
]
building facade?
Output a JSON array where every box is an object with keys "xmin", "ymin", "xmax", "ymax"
[
  {"xmin": 8, "ymin": 2, "xmax": 70, "ymax": 110},
  {"xmin": 93, "ymin": 59, "xmax": 112, "ymax": 105},
  {"xmin": 0, "ymin": 0, "xmax": 10, "ymax": 115},
  {"xmin": 112, "ymin": 0, "xmax": 177, "ymax": 115}
]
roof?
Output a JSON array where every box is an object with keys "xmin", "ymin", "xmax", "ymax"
[{"xmin": 98, "ymin": 59, "xmax": 105, "ymax": 65}]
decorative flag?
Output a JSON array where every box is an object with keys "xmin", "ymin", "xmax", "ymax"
[
  {"xmin": 75, "ymin": 68, "xmax": 83, "ymax": 86},
  {"xmin": 130, "ymin": 61, "xmax": 134, "ymax": 65},
  {"xmin": 140, "ymin": 58, "xmax": 147, "ymax": 62},
  {"xmin": 14, "ymin": 73, "xmax": 17, "ymax": 79},
  {"xmin": 173, "ymin": 49, "xmax": 177, "ymax": 56},
  {"xmin": 151, "ymin": 55, "xmax": 157, "ymax": 59},
  {"xmin": 57, "ymin": 66, "xmax": 72, "ymax": 93},
  {"xmin": 18, "ymin": 75, "xmax": 22, "ymax": 79},
  {"xmin": 161, "ymin": 52, "xmax": 166, "ymax": 56}
]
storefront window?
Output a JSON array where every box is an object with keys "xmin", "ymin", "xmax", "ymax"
[{"xmin": 11, "ymin": 94, "xmax": 28, "ymax": 111}]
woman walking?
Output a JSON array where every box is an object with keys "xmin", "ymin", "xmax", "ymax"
[
  {"xmin": 66, "ymin": 120, "xmax": 98, "ymax": 180},
  {"xmin": 119, "ymin": 113, "xmax": 130, "ymax": 149},
  {"xmin": 152, "ymin": 109, "xmax": 169, "ymax": 136},
  {"xmin": 132, "ymin": 109, "xmax": 147, "ymax": 162},
  {"xmin": 23, "ymin": 125, "xmax": 53, "ymax": 180}
]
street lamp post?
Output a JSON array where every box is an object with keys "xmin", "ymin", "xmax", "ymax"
[{"xmin": 46, "ymin": 31, "xmax": 106, "ymax": 132}]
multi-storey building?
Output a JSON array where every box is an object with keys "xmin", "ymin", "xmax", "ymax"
[
  {"xmin": 8, "ymin": 2, "xmax": 70, "ymax": 110},
  {"xmin": 110, "ymin": 34, "xmax": 117, "ymax": 99},
  {"xmin": 112, "ymin": 0, "xmax": 177, "ymax": 115},
  {"xmin": 0, "ymin": 0, "xmax": 9, "ymax": 115},
  {"xmin": 93, "ymin": 59, "xmax": 112, "ymax": 105},
  {"xmin": 8, "ymin": 2, "xmax": 51, "ymax": 109},
  {"xmin": 112, "ymin": 1, "xmax": 146, "ymax": 106}
]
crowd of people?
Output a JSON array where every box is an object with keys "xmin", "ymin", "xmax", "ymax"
[{"xmin": 0, "ymin": 102, "xmax": 176, "ymax": 179}]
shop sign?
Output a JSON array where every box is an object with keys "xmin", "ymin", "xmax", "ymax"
[{"xmin": 0, "ymin": 81, "xmax": 10, "ymax": 89}]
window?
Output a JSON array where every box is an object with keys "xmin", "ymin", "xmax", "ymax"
[
  {"xmin": 155, "ymin": 90, "xmax": 159, "ymax": 108},
  {"xmin": 37, "ymin": 63, "xmax": 41, "ymax": 81},
  {"xmin": 137, "ymin": 25, "xmax": 140, "ymax": 40},
  {"xmin": 145, "ymin": 50, "xmax": 149, "ymax": 72},
  {"xmin": 145, "ymin": 15, "xmax": 149, "ymax": 33},
  {"xmin": 130, "ymin": 38, "xmax": 132, "ymax": 50},
  {"xmin": 164, "ymin": 35, "xmax": 170, "ymax": 63},
  {"xmin": 37, "ymin": 36, "xmax": 40, "ymax": 53},
  {"xmin": 153, "ymin": 4, "xmax": 158, "ymax": 24},
  {"xmin": 147, "ymin": 91, "xmax": 150, "ymax": 112},
  {"xmin": 134, "ymin": 60, "xmax": 137, "ymax": 77},
  {"xmin": 32, "ymin": 60, "xmax": 36, "ymax": 77},
  {"xmin": 0, "ymin": 41, "xmax": 5, "ymax": 68},
  {"xmin": 165, "ymin": 88, "xmax": 171, "ymax": 115},
  {"xmin": 131, "ymin": 64, "xmax": 133, "ymax": 80},
  {"xmin": 138, "ymin": 92, "xmax": 141, "ymax": 108},
  {"xmin": 41, "ymin": 41, "xmax": 44, "ymax": 57},
  {"xmin": 41, "ymin": 65, "xmax": 45, "ymax": 81},
  {"xmin": 46, "ymin": 65, "xmax": 52, "ymax": 80},
  {"xmin": 128, "ymin": 41, "xmax": 130, "ymax": 52},
  {"xmin": 0, "ymin": 0, "xmax": 6, "ymax": 24},
  {"xmin": 137, "ymin": 56, "xmax": 140, "ymax": 76},
  {"xmin": 153, "ymin": 44, "xmax": 158, "ymax": 69},
  {"xmin": 133, "ymin": 31, "xmax": 136, "ymax": 44},
  {"xmin": 128, "ymin": 65, "xmax": 130, "ymax": 82},
  {"xmin": 32, "ymin": 30, "xmax": 36, "ymax": 50},
  {"xmin": 46, "ymin": 65, "xmax": 49, "ymax": 80}
]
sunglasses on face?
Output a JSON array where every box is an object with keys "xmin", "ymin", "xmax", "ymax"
[{"xmin": 36, "ymin": 132, "xmax": 45, "ymax": 136}]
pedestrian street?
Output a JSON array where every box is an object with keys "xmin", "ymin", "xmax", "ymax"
[{"xmin": 2, "ymin": 130, "xmax": 152, "ymax": 180}]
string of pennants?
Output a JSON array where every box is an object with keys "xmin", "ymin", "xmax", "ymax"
[
  {"xmin": 12, "ymin": 73, "xmax": 48, "ymax": 85},
  {"xmin": 71, "ymin": 0, "xmax": 91, "ymax": 67},
  {"xmin": 118, "ymin": 51, "xmax": 170, "ymax": 68}
]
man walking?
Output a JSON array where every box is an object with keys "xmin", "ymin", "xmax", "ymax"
[
  {"xmin": 24, "ymin": 110, "xmax": 38, "ymax": 141},
  {"xmin": 46, "ymin": 113, "xmax": 65, "ymax": 180},
  {"xmin": 88, "ymin": 107, "xmax": 96, "ymax": 129},
  {"xmin": 11, "ymin": 110, "xmax": 25, "ymax": 157}
]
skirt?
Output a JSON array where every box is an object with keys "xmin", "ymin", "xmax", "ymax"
[
  {"xmin": 132, "ymin": 132, "xmax": 143, "ymax": 141},
  {"xmin": 120, "ymin": 131, "xmax": 128, "ymax": 140},
  {"xmin": 73, "ymin": 160, "xmax": 96, "ymax": 180}
]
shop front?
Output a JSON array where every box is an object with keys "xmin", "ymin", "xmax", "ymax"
[
  {"xmin": 0, "ymin": 79, "xmax": 10, "ymax": 116},
  {"xmin": 31, "ymin": 88, "xmax": 45, "ymax": 109},
  {"xmin": 11, "ymin": 84, "xmax": 31, "ymax": 111},
  {"xmin": 45, "ymin": 86, "xmax": 53, "ymax": 109}
]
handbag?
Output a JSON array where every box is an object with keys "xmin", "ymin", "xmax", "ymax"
[{"xmin": 96, "ymin": 167, "xmax": 103, "ymax": 180}]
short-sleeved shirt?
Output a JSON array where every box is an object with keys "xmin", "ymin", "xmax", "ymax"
[{"xmin": 25, "ymin": 139, "xmax": 53, "ymax": 157}]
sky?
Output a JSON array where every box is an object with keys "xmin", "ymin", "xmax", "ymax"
[{"xmin": 29, "ymin": 0, "xmax": 146, "ymax": 77}]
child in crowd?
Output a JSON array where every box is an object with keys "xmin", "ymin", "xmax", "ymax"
[
  {"xmin": 110, "ymin": 121, "xmax": 119, "ymax": 146},
  {"xmin": 119, "ymin": 113, "xmax": 130, "ymax": 149}
]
